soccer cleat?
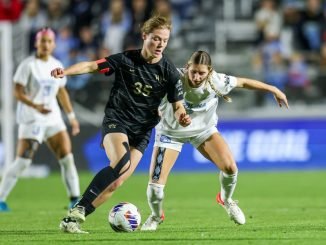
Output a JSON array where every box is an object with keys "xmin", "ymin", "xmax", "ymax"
[
  {"xmin": 0, "ymin": 201, "xmax": 10, "ymax": 212},
  {"xmin": 60, "ymin": 217, "xmax": 88, "ymax": 234},
  {"xmin": 141, "ymin": 213, "xmax": 165, "ymax": 231},
  {"xmin": 216, "ymin": 192, "xmax": 246, "ymax": 225},
  {"xmin": 67, "ymin": 205, "xmax": 86, "ymax": 223}
]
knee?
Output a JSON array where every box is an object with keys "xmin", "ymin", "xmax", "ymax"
[
  {"xmin": 56, "ymin": 148, "xmax": 71, "ymax": 159},
  {"xmin": 220, "ymin": 156, "xmax": 238, "ymax": 175},
  {"xmin": 108, "ymin": 178, "xmax": 124, "ymax": 192}
]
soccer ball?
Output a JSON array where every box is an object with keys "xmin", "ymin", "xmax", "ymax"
[{"xmin": 108, "ymin": 202, "xmax": 141, "ymax": 232}]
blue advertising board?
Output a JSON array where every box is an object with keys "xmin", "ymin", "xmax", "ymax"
[{"xmin": 83, "ymin": 118, "xmax": 326, "ymax": 172}]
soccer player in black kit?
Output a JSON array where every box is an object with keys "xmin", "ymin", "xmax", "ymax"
[{"xmin": 51, "ymin": 15, "xmax": 191, "ymax": 233}]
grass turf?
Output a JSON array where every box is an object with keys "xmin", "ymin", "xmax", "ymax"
[{"xmin": 0, "ymin": 171, "xmax": 325, "ymax": 244}]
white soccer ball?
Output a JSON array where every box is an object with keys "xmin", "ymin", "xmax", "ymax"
[{"xmin": 108, "ymin": 202, "xmax": 141, "ymax": 232}]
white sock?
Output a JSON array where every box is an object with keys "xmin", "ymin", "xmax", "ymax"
[
  {"xmin": 146, "ymin": 183, "xmax": 165, "ymax": 218},
  {"xmin": 58, "ymin": 153, "xmax": 80, "ymax": 198},
  {"xmin": 0, "ymin": 157, "xmax": 32, "ymax": 201},
  {"xmin": 219, "ymin": 171, "xmax": 238, "ymax": 203}
]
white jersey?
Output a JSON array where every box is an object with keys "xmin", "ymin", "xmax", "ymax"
[
  {"xmin": 13, "ymin": 55, "xmax": 67, "ymax": 125},
  {"xmin": 156, "ymin": 68, "xmax": 237, "ymax": 138}
]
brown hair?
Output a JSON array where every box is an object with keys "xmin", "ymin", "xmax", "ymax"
[
  {"xmin": 141, "ymin": 14, "xmax": 172, "ymax": 34},
  {"xmin": 187, "ymin": 51, "xmax": 232, "ymax": 102}
]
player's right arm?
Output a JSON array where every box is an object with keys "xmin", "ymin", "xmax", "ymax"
[
  {"xmin": 51, "ymin": 61, "xmax": 99, "ymax": 78},
  {"xmin": 14, "ymin": 83, "xmax": 51, "ymax": 114}
]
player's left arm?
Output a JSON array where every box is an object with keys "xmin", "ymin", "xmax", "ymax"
[
  {"xmin": 57, "ymin": 87, "xmax": 80, "ymax": 136},
  {"xmin": 172, "ymin": 101, "xmax": 191, "ymax": 127},
  {"xmin": 236, "ymin": 77, "xmax": 289, "ymax": 108}
]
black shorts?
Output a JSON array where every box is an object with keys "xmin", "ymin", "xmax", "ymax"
[{"xmin": 101, "ymin": 116, "xmax": 152, "ymax": 154}]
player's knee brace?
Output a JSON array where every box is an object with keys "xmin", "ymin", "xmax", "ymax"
[
  {"xmin": 111, "ymin": 142, "xmax": 131, "ymax": 177},
  {"xmin": 147, "ymin": 183, "xmax": 165, "ymax": 203},
  {"xmin": 21, "ymin": 140, "xmax": 39, "ymax": 159}
]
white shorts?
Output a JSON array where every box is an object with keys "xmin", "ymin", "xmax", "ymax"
[
  {"xmin": 18, "ymin": 119, "xmax": 67, "ymax": 144},
  {"xmin": 154, "ymin": 126, "xmax": 218, "ymax": 152}
]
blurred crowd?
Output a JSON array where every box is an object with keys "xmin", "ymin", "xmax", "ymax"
[
  {"xmin": 1, "ymin": 0, "xmax": 326, "ymax": 109},
  {"xmin": 253, "ymin": 0, "xmax": 326, "ymax": 105}
]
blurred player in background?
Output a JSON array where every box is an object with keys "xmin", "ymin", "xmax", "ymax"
[
  {"xmin": 141, "ymin": 50, "xmax": 289, "ymax": 231},
  {"xmin": 0, "ymin": 28, "xmax": 81, "ymax": 212},
  {"xmin": 51, "ymin": 15, "xmax": 191, "ymax": 234}
]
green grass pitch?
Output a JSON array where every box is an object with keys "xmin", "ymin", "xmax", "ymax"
[{"xmin": 0, "ymin": 171, "xmax": 325, "ymax": 244}]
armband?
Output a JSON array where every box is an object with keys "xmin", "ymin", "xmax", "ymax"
[{"xmin": 96, "ymin": 58, "xmax": 110, "ymax": 73}]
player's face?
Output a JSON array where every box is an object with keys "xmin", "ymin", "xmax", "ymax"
[
  {"xmin": 35, "ymin": 34, "xmax": 56, "ymax": 58},
  {"xmin": 142, "ymin": 28, "xmax": 170, "ymax": 59},
  {"xmin": 187, "ymin": 64, "xmax": 210, "ymax": 88}
]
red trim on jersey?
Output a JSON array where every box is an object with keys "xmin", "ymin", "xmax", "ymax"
[
  {"xmin": 96, "ymin": 58, "xmax": 110, "ymax": 74},
  {"xmin": 99, "ymin": 68, "xmax": 110, "ymax": 73}
]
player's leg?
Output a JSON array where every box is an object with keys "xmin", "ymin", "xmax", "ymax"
[
  {"xmin": 142, "ymin": 134, "xmax": 182, "ymax": 231},
  {"xmin": 91, "ymin": 141, "xmax": 143, "ymax": 208},
  {"xmin": 65, "ymin": 131, "xmax": 142, "ymax": 217},
  {"xmin": 60, "ymin": 132, "xmax": 137, "ymax": 233},
  {"xmin": 78, "ymin": 124, "xmax": 151, "ymax": 212},
  {"xmin": 196, "ymin": 132, "xmax": 238, "ymax": 201},
  {"xmin": 0, "ymin": 124, "xmax": 42, "ymax": 211},
  {"xmin": 73, "ymin": 133, "xmax": 139, "ymax": 216},
  {"xmin": 196, "ymin": 130, "xmax": 245, "ymax": 225},
  {"xmin": 0, "ymin": 139, "xmax": 39, "ymax": 211},
  {"xmin": 46, "ymin": 128, "xmax": 80, "ymax": 209}
]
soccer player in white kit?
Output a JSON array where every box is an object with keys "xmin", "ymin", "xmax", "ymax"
[
  {"xmin": 0, "ymin": 28, "xmax": 81, "ymax": 212},
  {"xmin": 141, "ymin": 50, "xmax": 289, "ymax": 230}
]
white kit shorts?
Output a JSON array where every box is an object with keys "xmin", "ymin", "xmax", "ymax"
[
  {"xmin": 154, "ymin": 126, "xmax": 218, "ymax": 152},
  {"xmin": 18, "ymin": 119, "xmax": 67, "ymax": 143}
]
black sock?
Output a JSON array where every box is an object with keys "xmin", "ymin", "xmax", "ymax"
[
  {"xmin": 70, "ymin": 196, "xmax": 79, "ymax": 202},
  {"xmin": 77, "ymin": 166, "xmax": 119, "ymax": 216}
]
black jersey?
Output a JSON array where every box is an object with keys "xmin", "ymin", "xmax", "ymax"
[{"xmin": 97, "ymin": 49, "xmax": 183, "ymax": 133}]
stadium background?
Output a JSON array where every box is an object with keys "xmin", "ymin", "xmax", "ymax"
[{"xmin": 1, "ymin": 0, "xmax": 326, "ymax": 175}]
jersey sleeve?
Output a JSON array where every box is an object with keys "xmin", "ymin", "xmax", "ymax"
[
  {"xmin": 212, "ymin": 71, "xmax": 237, "ymax": 95},
  {"xmin": 96, "ymin": 53, "xmax": 121, "ymax": 76},
  {"xmin": 167, "ymin": 66, "xmax": 183, "ymax": 103},
  {"xmin": 13, "ymin": 58, "xmax": 31, "ymax": 86}
]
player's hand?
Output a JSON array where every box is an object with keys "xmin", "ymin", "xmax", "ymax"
[
  {"xmin": 273, "ymin": 89, "xmax": 289, "ymax": 109},
  {"xmin": 69, "ymin": 118, "xmax": 80, "ymax": 136},
  {"xmin": 51, "ymin": 68, "xmax": 65, "ymax": 78},
  {"xmin": 33, "ymin": 104, "xmax": 52, "ymax": 114},
  {"xmin": 178, "ymin": 113, "xmax": 191, "ymax": 127}
]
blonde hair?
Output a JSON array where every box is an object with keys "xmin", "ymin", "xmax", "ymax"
[
  {"xmin": 187, "ymin": 51, "xmax": 232, "ymax": 102},
  {"xmin": 141, "ymin": 14, "xmax": 172, "ymax": 34}
]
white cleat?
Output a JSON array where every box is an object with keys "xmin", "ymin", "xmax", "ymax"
[
  {"xmin": 68, "ymin": 205, "xmax": 86, "ymax": 223},
  {"xmin": 59, "ymin": 217, "xmax": 88, "ymax": 234},
  {"xmin": 216, "ymin": 192, "xmax": 246, "ymax": 225},
  {"xmin": 141, "ymin": 214, "xmax": 164, "ymax": 231}
]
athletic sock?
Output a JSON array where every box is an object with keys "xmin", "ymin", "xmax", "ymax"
[
  {"xmin": 147, "ymin": 183, "xmax": 165, "ymax": 218},
  {"xmin": 58, "ymin": 153, "xmax": 80, "ymax": 199},
  {"xmin": 77, "ymin": 166, "xmax": 118, "ymax": 216},
  {"xmin": 219, "ymin": 171, "xmax": 238, "ymax": 203},
  {"xmin": 0, "ymin": 157, "xmax": 32, "ymax": 201}
]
